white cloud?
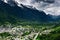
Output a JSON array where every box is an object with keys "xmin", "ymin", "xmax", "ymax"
[
  {"xmin": 2, "ymin": 0, "xmax": 60, "ymax": 16},
  {"xmin": 44, "ymin": 7, "xmax": 60, "ymax": 16},
  {"xmin": 14, "ymin": 0, "xmax": 60, "ymax": 16},
  {"xmin": 43, "ymin": 0, "xmax": 60, "ymax": 16},
  {"xmin": 2, "ymin": 0, "xmax": 8, "ymax": 3}
]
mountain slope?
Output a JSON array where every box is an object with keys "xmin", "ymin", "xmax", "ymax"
[{"xmin": 0, "ymin": 1, "xmax": 52, "ymax": 24}]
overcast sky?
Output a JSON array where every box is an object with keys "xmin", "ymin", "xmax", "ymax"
[{"xmin": 3, "ymin": 0, "xmax": 60, "ymax": 16}]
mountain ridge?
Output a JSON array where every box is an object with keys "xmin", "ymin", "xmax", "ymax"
[{"xmin": 0, "ymin": 0, "xmax": 60, "ymax": 24}]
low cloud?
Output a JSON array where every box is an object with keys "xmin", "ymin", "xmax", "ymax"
[{"xmin": 2, "ymin": 0, "xmax": 60, "ymax": 16}]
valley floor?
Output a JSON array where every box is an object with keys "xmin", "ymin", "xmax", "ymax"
[{"xmin": 0, "ymin": 24, "xmax": 60, "ymax": 40}]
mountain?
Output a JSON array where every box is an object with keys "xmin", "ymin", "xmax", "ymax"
[{"xmin": 0, "ymin": 0, "xmax": 55, "ymax": 24}]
